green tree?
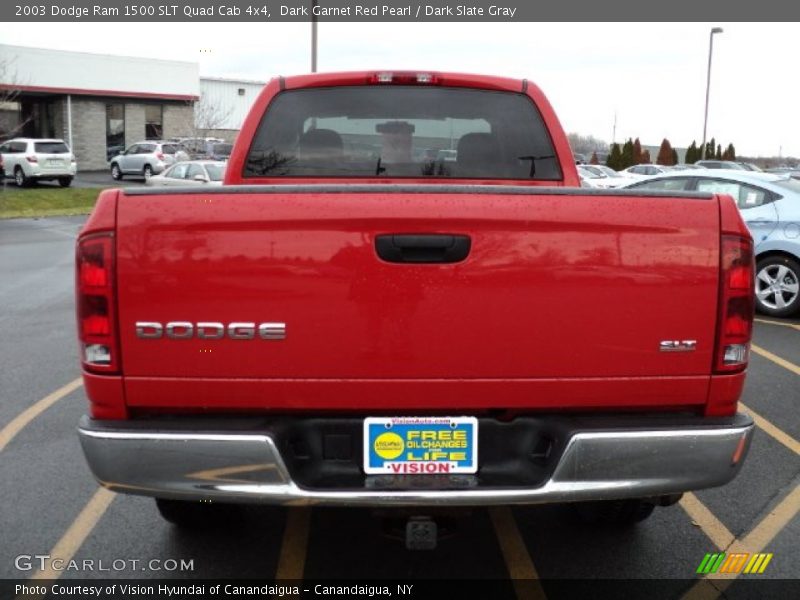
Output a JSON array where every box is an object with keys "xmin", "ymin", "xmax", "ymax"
[
  {"xmin": 716, "ymin": 144, "xmax": 722, "ymax": 160},
  {"xmin": 621, "ymin": 138, "xmax": 635, "ymax": 169},
  {"xmin": 672, "ymin": 149, "xmax": 679, "ymax": 165},
  {"xmin": 656, "ymin": 138, "xmax": 675, "ymax": 165},
  {"xmin": 606, "ymin": 143, "xmax": 623, "ymax": 170},
  {"xmin": 704, "ymin": 137, "xmax": 716, "ymax": 159},
  {"xmin": 722, "ymin": 143, "xmax": 736, "ymax": 161},
  {"xmin": 685, "ymin": 141, "xmax": 699, "ymax": 163}
]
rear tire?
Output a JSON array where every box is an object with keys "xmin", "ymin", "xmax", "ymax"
[
  {"xmin": 155, "ymin": 498, "xmax": 241, "ymax": 529},
  {"xmin": 58, "ymin": 177, "xmax": 73, "ymax": 188},
  {"xmin": 14, "ymin": 167, "xmax": 29, "ymax": 187},
  {"xmin": 143, "ymin": 164, "xmax": 153, "ymax": 180},
  {"xmin": 755, "ymin": 255, "xmax": 800, "ymax": 317},
  {"xmin": 573, "ymin": 499, "xmax": 656, "ymax": 526},
  {"xmin": 110, "ymin": 163, "xmax": 123, "ymax": 181}
]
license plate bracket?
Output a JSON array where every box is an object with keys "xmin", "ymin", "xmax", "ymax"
[{"xmin": 363, "ymin": 416, "xmax": 478, "ymax": 475}]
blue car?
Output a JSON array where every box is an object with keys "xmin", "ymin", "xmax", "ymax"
[{"xmin": 624, "ymin": 170, "xmax": 800, "ymax": 317}]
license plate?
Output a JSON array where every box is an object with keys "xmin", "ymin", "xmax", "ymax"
[
  {"xmin": 363, "ymin": 416, "xmax": 478, "ymax": 475},
  {"xmin": 47, "ymin": 159, "xmax": 63, "ymax": 166}
]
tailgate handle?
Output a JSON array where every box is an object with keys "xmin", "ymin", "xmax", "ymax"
[{"xmin": 375, "ymin": 234, "xmax": 471, "ymax": 264}]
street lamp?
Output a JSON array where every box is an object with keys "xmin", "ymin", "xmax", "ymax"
[
  {"xmin": 701, "ymin": 27, "xmax": 723, "ymax": 159},
  {"xmin": 311, "ymin": 1, "xmax": 318, "ymax": 73}
]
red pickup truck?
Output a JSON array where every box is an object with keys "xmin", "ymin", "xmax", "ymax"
[{"xmin": 77, "ymin": 71, "xmax": 755, "ymax": 532}]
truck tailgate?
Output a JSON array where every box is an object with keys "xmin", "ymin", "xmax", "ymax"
[{"xmin": 116, "ymin": 186, "xmax": 719, "ymax": 410}]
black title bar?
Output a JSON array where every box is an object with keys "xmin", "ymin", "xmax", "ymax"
[{"xmin": 4, "ymin": 0, "xmax": 799, "ymax": 22}]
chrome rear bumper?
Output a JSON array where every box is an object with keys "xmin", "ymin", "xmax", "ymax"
[{"xmin": 78, "ymin": 414, "xmax": 753, "ymax": 507}]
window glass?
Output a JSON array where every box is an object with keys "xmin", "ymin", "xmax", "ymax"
[
  {"xmin": 630, "ymin": 178, "xmax": 690, "ymax": 191},
  {"xmin": 696, "ymin": 179, "xmax": 769, "ymax": 209},
  {"xmin": 205, "ymin": 164, "xmax": 225, "ymax": 181},
  {"xmin": 186, "ymin": 163, "xmax": 205, "ymax": 178},
  {"xmin": 145, "ymin": 105, "xmax": 163, "ymax": 140},
  {"xmin": 167, "ymin": 164, "xmax": 189, "ymax": 179},
  {"xmin": 34, "ymin": 142, "xmax": 69, "ymax": 154},
  {"xmin": 10, "ymin": 141, "xmax": 27, "ymax": 153},
  {"xmin": 162, "ymin": 144, "xmax": 177, "ymax": 154},
  {"xmin": 106, "ymin": 104, "xmax": 125, "ymax": 161},
  {"xmin": 244, "ymin": 86, "xmax": 561, "ymax": 180},
  {"xmin": 138, "ymin": 144, "xmax": 156, "ymax": 153}
]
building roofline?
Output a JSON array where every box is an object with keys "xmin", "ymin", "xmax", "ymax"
[
  {"xmin": 200, "ymin": 76, "xmax": 269, "ymax": 85},
  {"xmin": 0, "ymin": 84, "xmax": 198, "ymax": 102},
  {"xmin": 0, "ymin": 43, "xmax": 198, "ymax": 69}
]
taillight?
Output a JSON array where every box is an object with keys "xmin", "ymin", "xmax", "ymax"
[
  {"xmin": 76, "ymin": 234, "xmax": 119, "ymax": 373},
  {"xmin": 156, "ymin": 152, "xmax": 165, "ymax": 160},
  {"xmin": 26, "ymin": 155, "xmax": 38, "ymax": 163},
  {"xmin": 369, "ymin": 71, "xmax": 439, "ymax": 85},
  {"xmin": 714, "ymin": 235, "xmax": 754, "ymax": 374}
]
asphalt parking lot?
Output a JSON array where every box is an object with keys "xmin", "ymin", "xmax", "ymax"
[
  {"xmin": 1, "ymin": 216, "xmax": 797, "ymax": 598},
  {"xmin": 1, "ymin": 171, "xmax": 145, "ymax": 189}
]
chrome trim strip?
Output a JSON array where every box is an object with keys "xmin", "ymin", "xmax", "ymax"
[
  {"xmin": 78, "ymin": 418, "xmax": 753, "ymax": 507},
  {"xmin": 122, "ymin": 183, "xmax": 713, "ymax": 200}
]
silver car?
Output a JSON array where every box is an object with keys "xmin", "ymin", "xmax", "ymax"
[
  {"xmin": 110, "ymin": 141, "xmax": 186, "ymax": 181},
  {"xmin": 624, "ymin": 170, "xmax": 800, "ymax": 317},
  {"xmin": 145, "ymin": 161, "xmax": 225, "ymax": 187}
]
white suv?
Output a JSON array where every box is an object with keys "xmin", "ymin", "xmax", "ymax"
[
  {"xmin": 109, "ymin": 141, "xmax": 188, "ymax": 181},
  {"xmin": 0, "ymin": 138, "xmax": 77, "ymax": 187}
]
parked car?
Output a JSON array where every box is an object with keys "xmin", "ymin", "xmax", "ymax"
[
  {"xmin": 0, "ymin": 138, "xmax": 77, "ymax": 187},
  {"xmin": 620, "ymin": 164, "xmax": 672, "ymax": 179},
  {"xmin": 694, "ymin": 160, "xmax": 746, "ymax": 170},
  {"xmin": 623, "ymin": 170, "xmax": 800, "ymax": 317},
  {"xmin": 176, "ymin": 137, "xmax": 226, "ymax": 158},
  {"xmin": 577, "ymin": 165, "xmax": 602, "ymax": 187},
  {"xmin": 672, "ymin": 163, "xmax": 706, "ymax": 171},
  {"xmin": 737, "ymin": 162, "xmax": 763, "ymax": 172},
  {"xmin": 109, "ymin": 141, "xmax": 184, "ymax": 181},
  {"xmin": 579, "ymin": 164, "xmax": 628, "ymax": 188},
  {"xmin": 195, "ymin": 141, "xmax": 233, "ymax": 161},
  {"xmin": 146, "ymin": 161, "xmax": 225, "ymax": 187}
]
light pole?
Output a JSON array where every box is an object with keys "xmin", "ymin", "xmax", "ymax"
[
  {"xmin": 701, "ymin": 27, "xmax": 723, "ymax": 159},
  {"xmin": 311, "ymin": 1, "xmax": 318, "ymax": 73}
]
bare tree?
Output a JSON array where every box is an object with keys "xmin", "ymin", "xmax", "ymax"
[
  {"xmin": 0, "ymin": 55, "xmax": 30, "ymax": 140},
  {"xmin": 173, "ymin": 93, "xmax": 234, "ymax": 144},
  {"xmin": 567, "ymin": 132, "xmax": 609, "ymax": 156}
]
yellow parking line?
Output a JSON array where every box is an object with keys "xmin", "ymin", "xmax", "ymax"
[
  {"xmin": 739, "ymin": 403, "xmax": 800, "ymax": 456},
  {"xmin": 489, "ymin": 507, "xmax": 547, "ymax": 600},
  {"xmin": 679, "ymin": 493, "xmax": 735, "ymax": 550},
  {"xmin": 750, "ymin": 344, "xmax": 800, "ymax": 376},
  {"xmin": 0, "ymin": 378, "xmax": 83, "ymax": 452},
  {"xmin": 682, "ymin": 484, "xmax": 800, "ymax": 600},
  {"xmin": 275, "ymin": 507, "xmax": 312, "ymax": 581},
  {"xmin": 754, "ymin": 318, "xmax": 800, "ymax": 332},
  {"xmin": 29, "ymin": 488, "xmax": 116, "ymax": 580}
]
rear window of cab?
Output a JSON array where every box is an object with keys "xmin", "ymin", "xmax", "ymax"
[{"xmin": 244, "ymin": 86, "xmax": 562, "ymax": 181}]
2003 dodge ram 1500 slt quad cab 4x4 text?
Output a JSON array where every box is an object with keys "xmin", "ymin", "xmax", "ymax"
[{"xmin": 76, "ymin": 71, "xmax": 755, "ymax": 533}]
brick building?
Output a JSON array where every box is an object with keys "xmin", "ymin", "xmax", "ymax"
[{"xmin": 0, "ymin": 45, "xmax": 199, "ymax": 170}]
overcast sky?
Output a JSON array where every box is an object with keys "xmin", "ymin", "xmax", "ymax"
[{"xmin": 3, "ymin": 22, "xmax": 797, "ymax": 157}]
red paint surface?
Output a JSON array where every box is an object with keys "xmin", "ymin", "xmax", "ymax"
[{"xmin": 78, "ymin": 72, "xmax": 752, "ymax": 418}]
